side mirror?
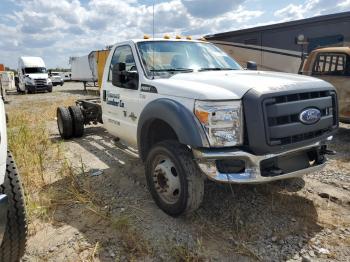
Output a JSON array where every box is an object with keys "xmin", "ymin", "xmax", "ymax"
[
  {"xmin": 112, "ymin": 62, "xmax": 139, "ymax": 89},
  {"xmin": 112, "ymin": 62, "xmax": 126, "ymax": 87},
  {"xmin": 246, "ymin": 61, "xmax": 257, "ymax": 70}
]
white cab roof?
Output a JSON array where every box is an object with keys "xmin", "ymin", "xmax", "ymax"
[
  {"xmin": 112, "ymin": 38, "xmax": 206, "ymax": 47},
  {"xmin": 19, "ymin": 57, "xmax": 45, "ymax": 68}
]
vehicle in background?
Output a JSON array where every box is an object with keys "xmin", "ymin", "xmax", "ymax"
[
  {"xmin": 18, "ymin": 57, "xmax": 52, "ymax": 94},
  {"xmin": 69, "ymin": 49, "xmax": 110, "ymax": 90},
  {"xmin": 300, "ymin": 47, "xmax": 350, "ymax": 123},
  {"xmin": 0, "ymin": 71, "xmax": 16, "ymax": 92},
  {"xmin": 59, "ymin": 71, "xmax": 71, "ymax": 81},
  {"xmin": 49, "ymin": 71, "xmax": 64, "ymax": 86},
  {"xmin": 205, "ymin": 12, "xmax": 350, "ymax": 73},
  {"xmin": 57, "ymin": 38, "xmax": 338, "ymax": 216},
  {"xmin": 0, "ymin": 89, "xmax": 27, "ymax": 261}
]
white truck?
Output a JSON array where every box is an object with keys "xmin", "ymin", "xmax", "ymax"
[
  {"xmin": 49, "ymin": 72, "xmax": 64, "ymax": 86},
  {"xmin": 18, "ymin": 57, "xmax": 52, "ymax": 94},
  {"xmin": 57, "ymin": 38, "xmax": 338, "ymax": 216},
  {"xmin": 0, "ymin": 95, "xmax": 27, "ymax": 260}
]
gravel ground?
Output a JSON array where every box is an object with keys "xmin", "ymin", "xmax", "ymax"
[{"xmin": 4, "ymin": 82, "xmax": 350, "ymax": 261}]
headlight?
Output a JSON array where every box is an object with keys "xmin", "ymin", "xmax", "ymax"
[
  {"xmin": 47, "ymin": 78, "xmax": 52, "ymax": 84},
  {"xmin": 195, "ymin": 100, "xmax": 243, "ymax": 147}
]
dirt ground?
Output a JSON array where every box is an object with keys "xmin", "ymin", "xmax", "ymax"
[{"xmin": 4, "ymin": 82, "xmax": 350, "ymax": 262}]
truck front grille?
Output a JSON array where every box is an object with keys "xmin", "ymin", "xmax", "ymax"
[
  {"xmin": 34, "ymin": 79, "xmax": 47, "ymax": 87},
  {"xmin": 263, "ymin": 90, "xmax": 337, "ymax": 146}
]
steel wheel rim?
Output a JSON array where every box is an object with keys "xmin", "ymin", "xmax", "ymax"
[{"xmin": 153, "ymin": 155, "xmax": 181, "ymax": 205}]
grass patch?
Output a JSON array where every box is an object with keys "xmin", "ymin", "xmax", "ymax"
[
  {"xmin": 6, "ymin": 97, "xmax": 152, "ymax": 259},
  {"xmin": 111, "ymin": 216, "xmax": 152, "ymax": 258},
  {"xmin": 8, "ymin": 111, "xmax": 57, "ymax": 190},
  {"xmin": 170, "ymin": 240, "xmax": 205, "ymax": 262},
  {"xmin": 6, "ymin": 98, "xmax": 75, "ymax": 221}
]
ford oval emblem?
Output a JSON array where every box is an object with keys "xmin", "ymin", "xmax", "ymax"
[{"xmin": 299, "ymin": 108, "xmax": 321, "ymax": 125}]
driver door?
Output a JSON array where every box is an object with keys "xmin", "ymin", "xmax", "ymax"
[{"xmin": 102, "ymin": 45, "xmax": 141, "ymax": 147}]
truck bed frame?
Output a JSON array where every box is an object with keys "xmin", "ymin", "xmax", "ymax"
[{"xmin": 75, "ymin": 97, "xmax": 103, "ymax": 125}]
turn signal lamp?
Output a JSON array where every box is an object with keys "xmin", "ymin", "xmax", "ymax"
[
  {"xmin": 176, "ymin": 35, "xmax": 182, "ymax": 39},
  {"xmin": 164, "ymin": 34, "xmax": 170, "ymax": 39},
  {"xmin": 144, "ymin": 35, "xmax": 150, "ymax": 39},
  {"xmin": 186, "ymin": 36, "xmax": 192, "ymax": 40},
  {"xmin": 195, "ymin": 110, "xmax": 209, "ymax": 124}
]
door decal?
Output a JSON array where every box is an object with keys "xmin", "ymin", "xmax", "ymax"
[{"xmin": 106, "ymin": 91, "xmax": 125, "ymax": 107}]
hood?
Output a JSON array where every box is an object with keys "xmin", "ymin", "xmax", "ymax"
[
  {"xmin": 26, "ymin": 73, "xmax": 48, "ymax": 79},
  {"xmin": 152, "ymin": 70, "xmax": 333, "ymax": 100},
  {"xmin": 51, "ymin": 75, "xmax": 62, "ymax": 80}
]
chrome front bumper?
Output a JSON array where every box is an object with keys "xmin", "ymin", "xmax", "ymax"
[{"xmin": 193, "ymin": 139, "xmax": 331, "ymax": 184}]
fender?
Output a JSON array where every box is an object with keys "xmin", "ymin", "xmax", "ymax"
[{"xmin": 137, "ymin": 98, "xmax": 209, "ymax": 161}]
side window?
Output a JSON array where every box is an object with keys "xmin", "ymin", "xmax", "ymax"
[
  {"xmin": 108, "ymin": 45, "xmax": 136, "ymax": 82},
  {"xmin": 313, "ymin": 54, "xmax": 346, "ymax": 76}
]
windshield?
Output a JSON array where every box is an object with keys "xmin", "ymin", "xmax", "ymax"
[
  {"xmin": 137, "ymin": 41, "xmax": 241, "ymax": 77},
  {"xmin": 24, "ymin": 67, "xmax": 47, "ymax": 74}
]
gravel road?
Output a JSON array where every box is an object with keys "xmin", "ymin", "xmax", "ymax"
[{"xmin": 4, "ymin": 82, "xmax": 350, "ymax": 261}]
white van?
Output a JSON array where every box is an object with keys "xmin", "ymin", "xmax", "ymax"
[{"xmin": 18, "ymin": 57, "xmax": 52, "ymax": 93}]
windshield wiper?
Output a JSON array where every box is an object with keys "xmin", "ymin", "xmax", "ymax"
[
  {"xmin": 150, "ymin": 68, "xmax": 194, "ymax": 72},
  {"xmin": 198, "ymin": 67, "xmax": 235, "ymax": 71}
]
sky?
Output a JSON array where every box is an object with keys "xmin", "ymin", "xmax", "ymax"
[{"xmin": 0, "ymin": 0, "xmax": 349, "ymax": 69}]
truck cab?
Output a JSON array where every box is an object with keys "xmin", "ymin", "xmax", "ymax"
[
  {"xmin": 300, "ymin": 47, "xmax": 350, "ymax": 123},
  {"xmin": 57, "ymin": 38, "xmax": 338, "ymax": 216},
  {"xmin": 18, "ymin": 56, "xmax": 52, "ymax": 94}
]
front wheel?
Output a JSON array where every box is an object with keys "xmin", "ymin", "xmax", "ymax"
[
  {"xmin": 0, "ymin": 151, "xmax": 27, "ymax": 261},
  {"xmin": 145, "ymin": 140, "xmax": 204, "ymax": 216}
]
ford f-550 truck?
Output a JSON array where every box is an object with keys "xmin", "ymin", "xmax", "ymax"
[{"xmin": 57, "ymin": 38, "xmax": 338, "ymax": 216}]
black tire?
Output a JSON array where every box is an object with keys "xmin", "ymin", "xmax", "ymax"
[
  {"xmin": 145, "ymin": 140, "xmax": 204, "ymax": 216},
  {"xmin": 0, "ymin": 151, "xmax": 27, "ymax": 262},
  {"xmin": 47, "ymin": 87, "xmax": 52, "ymax": 93},
  {"xmin": 57, "ymin": 107, "xmax": 73, "ymax": 139},
  {"xmin": 68, "ymin": 106, "xmax": 84, "ymax": 138}
]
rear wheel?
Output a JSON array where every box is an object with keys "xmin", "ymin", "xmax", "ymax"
[
  {"xmin": 145, "ymin": 140, "xmax": 204, "ymax": 216},
  {"xmin": 57, "ymin": 107, "xmax": 73, "ymax": 139},
  {"xmin": 68, "ymin": 106, "xmax": 84, "ymax": 138},
  {"xmin": 0, "ymin": 151, "xmax": 27, "ymax": 262}
]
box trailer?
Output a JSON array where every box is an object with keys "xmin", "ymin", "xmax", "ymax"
[
  {"xmin": 205, "ymin": 11, "xmax": 350, "ymax": 73},
  {"xmin": 0, "ymin": 71, "xmax": 16, "ymax": 91},
  {"xmin": 69, "ymin": 49, "xmax": 110, "ymax": 89}
]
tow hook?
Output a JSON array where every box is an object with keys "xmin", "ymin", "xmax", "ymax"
[{"xmin": 320, "ymin": 145, "xmax": 336, "ymax": 155}]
